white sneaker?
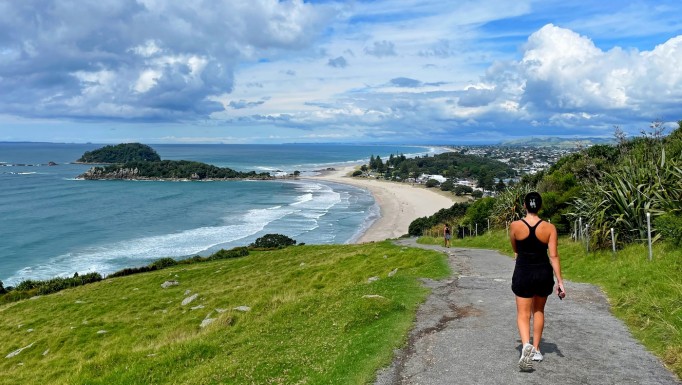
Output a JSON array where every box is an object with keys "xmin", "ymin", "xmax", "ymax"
[
  {"xmin": 532, "ymin": 350, "xmax": 543, "ymax": 361},
  {"xmin": 518, "ymin": 343, "xmax": 534, "ymax": 372}
]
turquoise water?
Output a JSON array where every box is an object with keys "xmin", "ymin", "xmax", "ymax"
[{"xmin": 0, "ymin": 143, "xmax": 435, "ymax": 285}]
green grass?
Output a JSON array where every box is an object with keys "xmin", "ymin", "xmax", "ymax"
[
  {"xmin": 0, "ymin": 242, "xmax": 449, "ymax": 385},
  {"xmin": 421, "ymin": 230, "xmax": 682, "ymax": 379}
]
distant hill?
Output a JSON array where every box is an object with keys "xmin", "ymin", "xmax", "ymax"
[
  {"xmin": 76, "ymin": 143, "xmax": 161, "ymax": 163},
  {"xmin": 501, "ymin": 137, "xmax": 614, "ymax": 148}
]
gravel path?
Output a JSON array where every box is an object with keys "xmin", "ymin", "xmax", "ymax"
[{"xmin": 375, "ymin": 239, "xmax": 680, "ymax": 385}]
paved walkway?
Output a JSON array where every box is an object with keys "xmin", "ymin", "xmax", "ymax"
[{"xmin": 375, "ymin": 240, "xmax": 680, "ymax": 385}]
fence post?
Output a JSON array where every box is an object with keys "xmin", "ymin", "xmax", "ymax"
[
  {"xmin": 475, "ymin": 223, "xmax": 478, "ymax": 236},
  {"xmin": 611, "ymin": 228, "xmax": 616, "ymax": 256},
  {"xmin": 487, "ymin": 218, "xmax": 490, "ymax": 233},
  {"xmin": 647, "ymin": 212, "xmax": 652, "ymax": 261},
  {"xmin": 579, "ymin": 217, "xmax": 583, "ymax": 240},
  {"xmin": 585, "ymin": 224, "xmax": 589, "ymax": 253}
]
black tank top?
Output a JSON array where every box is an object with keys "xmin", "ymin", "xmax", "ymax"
[{"xmin": 516, "ymin": 219, "xmax": 549, "ymax": 266}]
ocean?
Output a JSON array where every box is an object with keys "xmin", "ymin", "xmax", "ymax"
[{"xmin": 0, "ymin": 143, "xmax": 436, "ymax": 286}]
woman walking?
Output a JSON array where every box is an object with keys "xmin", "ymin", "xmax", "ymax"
[
  {"xmin": 509, "ymin": 192, "xmax": 565, "ymax": 371},
  {"xmin": 443, "ymin": 224, "xmax": 452, "ymax": 248}
]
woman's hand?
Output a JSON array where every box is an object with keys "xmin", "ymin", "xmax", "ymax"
[{"xmin": 557, "ymin": 282, "xmax": 566, "ymax": 299}]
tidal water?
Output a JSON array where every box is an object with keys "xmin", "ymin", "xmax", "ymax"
[{"xmin": 0, "ymin": 143, "xmax": 435, "ymax": 285}]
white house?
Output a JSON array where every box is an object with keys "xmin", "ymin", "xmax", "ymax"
[{"xmin": 417, "ymin": 174, "xmax": 447, "ymax": 183}]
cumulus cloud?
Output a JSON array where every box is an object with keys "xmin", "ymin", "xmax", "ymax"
[
  {"xmin": 458, "ymin": 87, "xmax": 498, "ymax": 107},
  {"xmin": 0, "ymin": 0, "xmax": 334, "ymax": 121},
  {"xmin": 327, "ymin": 56, "xmax": 348, "ymax": 68},
  {"xmin": 364, "ymin": 40, "xmax": 397, "ymax": 57},
  {"xmin": 480, "ymin": 24, "xmax": 682, "ymax": 128}
]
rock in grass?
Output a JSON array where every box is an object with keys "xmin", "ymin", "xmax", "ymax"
[
  {"xmin": 200, "ymin": 318, "xmax": 216, "ymax": 328},
  {"xmin": 184, "ymin": 289, "xmax": 191, "ymax": 295},
  {"xmin": 362, "ymin": 294, "xmax": 386, "ymax": 300},
  {"xmin": 161, "ymin": 280, "xmax": 179, "ymax": 289},
  {"xmin": 6, "ymin": 343, "xmax": 34, "ymax": 358},
  {"xmin": 181, "ymin": 294, "xmax": 198, "ymax": 306},
  {"xmin": 388, "ymin": 268, "xmax": 398, "ymax": 277},
  {"xmin": 97, "ymin": 330, "xmax": 107, "ymax": 334},
  {"xmin": 233, "ymin": 306, "xmax": 251, "ymax": 312},
  {"xmin": 190, "ymin": 305, "xmax": 205, "ymax": 310},
  {"xmin": 42, "ymin": 349, "xmax": 49, "ymax": 356},
  {"xmin": 367, "ymin": 276, "xmax": 380, "ymax": 283}
]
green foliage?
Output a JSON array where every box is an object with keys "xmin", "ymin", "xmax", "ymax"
[
  {"xmin": 440, "ymin": 180, "xmax": 454, "ymax": 191},
  {"xmin": 454, "ymin": 184, "xmax": 473, "ymax": 196},
  {"xmin": 374, "ymin": 151, "xmax": 514, "ymax": 182},
  {"xmin": 491, "ymin": 183, "xmax": 532, "ymax": 227},
  {"xmin": 351, "ymin": 170, "xmax": 363, "ymax": 177},
  {"xmin": 149, "ymin": 257, "xmax": 178, "ymax": 269},
  {"xmin": 5, "ymin": 273, "xmax": 103, "ymax": 302},
  {"xmin": 77, "ymin": 143, "xmax": 161, "ymax": 163},
  {"xmin": 209, "ymin": 247, "xmax": 250, "ymax": 260},
  {"xmin": 464, "ymin": 197, "xmax": 495, "ymax": 232},
  {"xmin": 425, "ymin": 178, "xmax": 440, "ymax": 188},
  {"xmin": 0, "ymin": 280, "xmax": 5, "ymax": 295},
  {"xmin": 408, "ymin": 202, "xmax": 470, "ymax": 236},
  {"xmin": 655, "ymin": 213, "xmax": 682, "ymax": 246},
  {"xmin": 570, "ymin": 144, "xmax": 681, "ymax": 248},
  {"xmin": 250, "ymin": 233, "xmax": 297, "ymax": 249}
]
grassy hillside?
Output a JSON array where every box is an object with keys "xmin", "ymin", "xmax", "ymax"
[
  {"xmin": 0, "ymin": 242, "xmax": 449, "ymax": 385},
  {"xmin": 420, "ymin": 230, "xmax": 682, "ymax": 378}
]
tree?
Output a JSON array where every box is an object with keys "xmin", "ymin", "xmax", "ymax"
[
  {"xmin": 0, "ymin": 280, "xmax": 5, "ymax": 295},
  {"xmin": 454, "ymin": 184, "xmax": 473, "ymax": 196},
  {"xmin": 440, "ymin": 180, "xmax": 455, "ymax": 191},
  {"xmin": 471, "ymin": 190, "xmax": 483, "ymax": 199},
  {"xmin": 495, "ymin": 179, "xmax": 506, "ymax": 192},
  {"xmin": 250, "ymin": 234, "xmax": 297, "ymax": 249},
  {"xmin": 425, "ymin": 179, "xmax": 440, "ymax": 188}
]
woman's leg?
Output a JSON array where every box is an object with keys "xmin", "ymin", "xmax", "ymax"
[
  {"xmin": 531, "ymin": 295, "xmax": 548, "ymax": 350},
  {"xmin": 515, "ymin": 296, "xmax": 533, "ymax": 344}
]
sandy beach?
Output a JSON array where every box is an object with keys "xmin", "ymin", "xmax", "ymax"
[{"xmin": 310, "ymin": 166, "xmax": 462, "ymax": 243}]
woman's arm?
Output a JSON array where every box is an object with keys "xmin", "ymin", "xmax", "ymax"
[
  {"xmin": 547, "ymin": 224, "xmax": 565, "ymax": 295},
  {"xmin": 509, "ymin": 222, "xmax": 518, "ymax": 259}
]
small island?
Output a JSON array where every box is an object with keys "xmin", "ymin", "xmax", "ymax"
[
  {"xmin": 77, "ymin": 143, "xmax": 274, "ymax": 181},
  {"xmin": 77, "ymin": 143, "xmax": 161, "ymax": 163}
]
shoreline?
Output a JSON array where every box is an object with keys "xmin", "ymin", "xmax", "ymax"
[{"xmin": 308, "ymin": 166, "xmax": 466, "ymax": 243}]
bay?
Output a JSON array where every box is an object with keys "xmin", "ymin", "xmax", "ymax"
[{"xmin": 0, "ymin": 143, "xmax": 435, "ymax": 285}]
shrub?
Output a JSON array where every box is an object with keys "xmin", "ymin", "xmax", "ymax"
[
  {"xmin": 15, "ymin": 280, "xmax": 39, "ymax": 291},
  {"xmin": 454, "ymin": 184, "xmax": 473, "ymax": 196},
  {"xmin": 150, "ymin": 257, "xmax": 178, "ymax": 269},
  {"xmin": 352, "ymin": 170, "xmax": 363, "ymax": 177},
  {"xmin": 440, "ymin": 180, "xmax": 454, "ymax": 191},
  {"xmin": 108, "ymin": 266, "xmax": 155, "ymax": 278},
  {"xmin": 425, "ymin": 179, "xmax": 440, "ymax": 188},
  {"xmin": 655, "ymin": 213, "xmax": 682, "ymax": 246},
  {"xmin": 250, "ymin": 234, "xmax": 297, "ymax": 249},
  {"xmin": 209, "ymin": 247, "xmax": 250, "ymax": 260},
  {"xmin": 0, "ymin": 280, "xmax": 5, "ymax": 295}
]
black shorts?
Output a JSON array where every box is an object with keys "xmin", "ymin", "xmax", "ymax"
[{"xmin": 511, "ymin": 263, "xmax": 554, "ymax": 298}]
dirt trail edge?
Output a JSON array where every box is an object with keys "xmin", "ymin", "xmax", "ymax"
[{"xmin": 375, "ymin": 239, "xmax": 680, "ymax": 385}]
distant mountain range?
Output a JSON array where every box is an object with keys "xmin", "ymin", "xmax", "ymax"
[{"xmin": 500, "ymin": 136, "xmax": 615, "ymax": 147}]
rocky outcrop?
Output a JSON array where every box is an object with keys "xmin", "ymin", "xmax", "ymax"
[{"xmin": 80, "ymin": 167, "xmax": 140, "ymax": 180}]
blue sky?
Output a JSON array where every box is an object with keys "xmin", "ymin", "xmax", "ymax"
[{"xmin": 1, "ymin": 0, "xmax": 681, "ymax": 144}]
